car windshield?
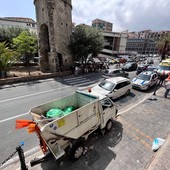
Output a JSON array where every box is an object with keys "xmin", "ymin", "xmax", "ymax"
[
  {"xmin": 98, "ymin": 80, "xmax": 115, "ymax": 91},
  {"xmin": 104, "ymin": 70, "xmax": 109, "ymax": 74},
  {"xmin": 137, "ymin": 74, "xmax": 151, "ymax": 81},
  {"xmin": 158, "ymin": 65, "xmax": 170, "ymax": 71},
  {"xmin": 124, "ymin": 63, "xmax": 132, "ymax": 66},
  {"xmin": 147, "ymin": 67, "xmax": 157, "ymax": 71}
]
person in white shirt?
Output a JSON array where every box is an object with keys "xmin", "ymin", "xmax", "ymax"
[{"xmin": 164, "ymin": 81, "xmax": 170, "ymax": 98}]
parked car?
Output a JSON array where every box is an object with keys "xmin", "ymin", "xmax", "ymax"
[
  {"xmin": 118, "ymin": 58, "xmax": 127, "ymax": 63},
  {"xmin": 136, "ymin": 64, "xmax": 149, "ymax": 75},
  {"xmin": 146, "ymin": 66, "xmax": 158, "ymax": 72},
  {"xmin": 147, "ymin": 58, "xmax": 154, "ymax": 64},
  {"xmin": 90, "ymin": 77, "xmax": 132, "ymax": 99},
  {"xmin": 132, "ymin": 71, "xmax": 158, "ymax": 90},
  {"xmin": 122, "ymin": 62, "xmax": 138, "ymax": 71},
  {"xmin": 157, "ymin": 60, "xmax": 170, "ymax": 75},
  {"xmin": 102, "ymin": 68, "xmax": 129, "ymax": 78}
]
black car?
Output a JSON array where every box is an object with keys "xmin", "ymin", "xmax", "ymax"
[
  {"xmin": 122, "ymin": 62, "xmax": 138, "ymax": 71},
  {"xmin": 136, "ymin": 64, "xmax": 149, "ymax": 75}
]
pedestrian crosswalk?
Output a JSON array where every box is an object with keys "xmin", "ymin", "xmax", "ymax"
[{"xmin": 63, "ymin": 76, "xmax": 100, "ymax": 89}]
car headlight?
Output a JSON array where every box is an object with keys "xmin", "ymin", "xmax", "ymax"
[{"xmin": 142, "ymin": 83, "xmax": 149, "ymax": 86}]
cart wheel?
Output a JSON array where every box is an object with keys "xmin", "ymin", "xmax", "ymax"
[
  {"xmin": 105, "ymin": 119, "xmax": 113, "ymax": 131},
  {"xmin": 70, "ymin": 141, "xmax": 84, "ymax": 160}
]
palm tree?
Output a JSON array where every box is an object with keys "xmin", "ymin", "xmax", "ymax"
[
  {"xmin": 156, "ymin": 33, "xmax": 170, "ymax": 61},
  {"xmin": 0, "ymin": 42, "xmax": 18, "ymax": 78}
]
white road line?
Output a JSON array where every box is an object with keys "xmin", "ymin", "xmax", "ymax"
[
  {"xmin": 65, "ymin": 78, "xmax": 87, "ymax": 82},
  {"xmin": 0, "ymin": 113, "xmax": 28, "ymax": 123},
  {"xmin": 0, "ymin": 86, "xmax": 70, "ymax": 104},
  {"xmin": 75, "ymin": 81, "xmax": 98, "ymax": 86},
  {"xmin": 118, "ymin": 93, "xmax": 152, "ymax": 115},
  {"xmin": 64, "ymin": 76, "xmax": 83, "ymax": 80},
  {"xmin": 69, "ymin": 80, "xmax": 90, "ymax": 85}
]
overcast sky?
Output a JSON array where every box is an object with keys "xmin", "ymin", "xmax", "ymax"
[{"xmin": 0, "ymin": 0, "xmax": 170, "ymax": 32}]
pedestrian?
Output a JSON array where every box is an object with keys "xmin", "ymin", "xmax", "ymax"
[
  {"xmin": 165, "ymin": 72, "xmax": 170, "ymax": 82},
  {"xmin": 70, "ymin": 65, "xmax": 75, "ymax": 77},
  {"xmin": 164, "ymin": 81, "xmax": 170, "ymax": 98},
  {"xmin": 75, "ymin": 66, "xmax": 79, "ymax": 76},
  {"xmin": 153, "ymin": 79, "xmax": 159, "ymax": 95},
  {"xmin": 158, "ymin": 71, "xmax": 166, "ymax": 86}
]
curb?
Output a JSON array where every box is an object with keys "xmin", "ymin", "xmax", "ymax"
[
  {"xmin": 145, "ymin": 134, "xmax": 170, "ymax": 170},
  {"xmin": 0, "ymin": 71, "xmax": 71, "ymax": 86}
]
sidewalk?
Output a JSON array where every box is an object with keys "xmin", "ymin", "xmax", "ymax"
[{"xmin": 1, "ymin": 87, "xmax": 170, "ymax": 170}]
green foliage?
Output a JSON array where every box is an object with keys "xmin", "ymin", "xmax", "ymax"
[
  {"xmin": 156, "ymin": 33, "xmax": 170, "ymax": 59},
  {"xmin": 0, "ymin": 26, "xmax": 29, "ymax": 47},
  {"xmin": 13, "ymin": 31, "xmax": 38, "ymax": 63},
  {"xmin": 70, "ymin": 25, "xmax": 104, "ymax": 64},
  {"xmin": 13, "ymin": 31, "xmax": 38, "ymax": 75},
  {"xmin": 0, "ymin": 42, "xmax": 18, "ymax": 71}
]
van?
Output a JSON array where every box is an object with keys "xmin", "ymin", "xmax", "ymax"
[
  {"xmin": 90, "ymin": 77, "xmax": 132, "ymax": 99},
  {"xmin": 157, "ymin": 60, "xmax": 170, "ymax": 75}
]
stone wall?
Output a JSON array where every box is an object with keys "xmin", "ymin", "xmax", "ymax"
[{"xmin": 34, "ymin": 0, "xmax": 73, "ymax": 72}]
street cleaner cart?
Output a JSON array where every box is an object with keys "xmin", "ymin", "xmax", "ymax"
[{"xmin": 16, "ymin": 91, "xmax": 118, "ymax": 166}]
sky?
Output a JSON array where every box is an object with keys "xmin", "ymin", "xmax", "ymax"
[{"xmin": 0, "ymin": 0, "xmax": 170, "ymax": 32}]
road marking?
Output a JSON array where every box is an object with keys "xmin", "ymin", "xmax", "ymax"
[
  {"xmin": 0, "ymin": 113, "xmax": 28, "ymax": 123},
  {"xmin": 124, "ymin": 128, "xmax": 151, "ymax": 149},
  {"xmin": 120, "ymin": 118, "xmax": 153, "ymax": 142},
  {"xmin": 118, "ymin": 93, "xmax": 152, "ymax": 115},
  {"xmin": 0, "ymin": 86, "xmax": 70, "ymax": 104}
]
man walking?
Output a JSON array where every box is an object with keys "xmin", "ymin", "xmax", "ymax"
[
  {"xmin": 164, "ymin": 81, "xmax": 170, "ymax": 98},
  {"xmin": 158, "ymin": 71, "xmax": 167, "ymax": 86}
]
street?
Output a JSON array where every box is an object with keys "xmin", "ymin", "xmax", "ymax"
[{"xmin": 0, "ymin": 58, "xmax": 160, "ymax": 165}]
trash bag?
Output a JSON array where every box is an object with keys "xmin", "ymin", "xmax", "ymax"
[
  {"xmin": 46, "ymin": 108, "xmax": 64, "ymax": 118},
  {"xmin": 63, "ymin": 106, "xmax": 75, "ymax": 115},
  {"xmin": 152, "ymin": 138, "xmax": 165, "ymax": 152}
]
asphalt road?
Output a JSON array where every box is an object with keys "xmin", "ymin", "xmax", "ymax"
[{"xmin": 0, "ymin": 58, "xmax": 159, "ymax": 165}]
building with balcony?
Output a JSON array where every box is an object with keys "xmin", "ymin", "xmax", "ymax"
[
  {"xmin": 98, "ymin": 31, "xmax": 128, "ymax": 60},
  {"xmin": 0, "ymin": 17, "xmax": 37, "ymax": 34},
  {"xmin": 92, "ymin": 19, "xmax": 113, "ymax": 32},
  {"xmin": 128, "ymin": 30, "xmax": 170, "ymax": 41}
]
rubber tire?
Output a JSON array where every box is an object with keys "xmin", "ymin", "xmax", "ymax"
[
  {"xmin": 125, "ymin": 89, "xmax": 130, "ymax": 96},
  {"xmin": 105, "ymin": 119, "xmax": 113, "ymax": 132},
  {"xmin": 70, "ymin": 141, "xmax": 84, "ymax": 160}
]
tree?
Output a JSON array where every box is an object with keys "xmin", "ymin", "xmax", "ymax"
[
  {"xmin": 0, "ymin": 42, "xmax": 18, "ymax": 78},
  {"xmin": 13, "ymin": 31, "xmax": 38, "ymax": 75},
  {"xmin": 70, "ymin": 25, "xmax": 104, "ymax": 65},
  {"xmin": 0, "ymin": 27, "xmax": 29, "ymax": 47},
  {"xmin": 156, "ymin": 33, "xmax": 170, "ymax": 61}
]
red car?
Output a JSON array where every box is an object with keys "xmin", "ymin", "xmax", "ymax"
[{"xmin": 119, "ymin": 58, "xmax": 127, "ymax": 63}]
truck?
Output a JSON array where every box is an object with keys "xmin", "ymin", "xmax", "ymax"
[{"xmin": 24, "ymin": 91, "xmax": 118, "ymax": 163}]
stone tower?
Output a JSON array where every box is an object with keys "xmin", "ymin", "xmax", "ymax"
[{"xmin": 34, "ymin": 0, "xmax": 73, "ymax": 72}]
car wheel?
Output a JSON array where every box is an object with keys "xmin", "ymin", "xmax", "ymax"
[
  {"xmin": 105, "ymin": 119, "xmax": 113, "ymax": 131},
  {"xmin": 125, "ymin": 89, "xmax": 130, "ymax": 96},
  {"xmin": 70, "ymin": 141, "xmax": 85, "ymax": 160}
]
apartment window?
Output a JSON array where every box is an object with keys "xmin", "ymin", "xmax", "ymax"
[{"xmin": 27, "ymin": 23, "xmax": 31, "ymax": 27}]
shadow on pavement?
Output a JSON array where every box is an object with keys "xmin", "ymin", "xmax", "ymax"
[
  {"xmin": 39, "ymin": 120, "xmax": 123, "ymax": 170},
  {"xmin": 112, "ymin": 92, "xmax": 136, "ymax": 104}
]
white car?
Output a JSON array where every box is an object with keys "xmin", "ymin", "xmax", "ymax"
[
  {"xmin": 89, "ymin": 77, "xmax": 132, "ymax": 99},
  {"xmin": 132, "ymin": 71, "xmax": 158, "ymax": 90}
]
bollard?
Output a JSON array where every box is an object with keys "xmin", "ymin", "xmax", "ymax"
[{"xmin": 16, "ymin": 145, "xmax": 27, "ymax": 170}]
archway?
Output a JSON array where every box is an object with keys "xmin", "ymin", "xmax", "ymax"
[{"xmin": 39, "ymin": 24, "xmax": 50, "ymax": 72}]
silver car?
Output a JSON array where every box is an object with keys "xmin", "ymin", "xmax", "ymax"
[
  {"xmin": 132, "ymin": 71, "xmax": 158, "ymax": 90},
  {"xmin": 102, "ymin": 69, "xmax": 129, "ymax": 79}
]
